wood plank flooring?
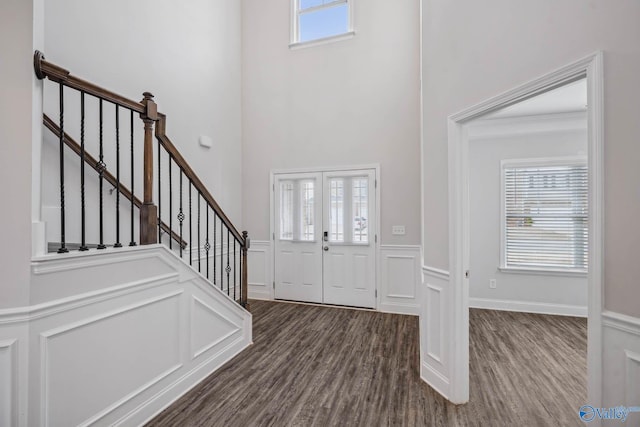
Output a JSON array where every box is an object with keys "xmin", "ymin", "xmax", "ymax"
[{"xmin": 147, "ymin": 300, "xmax": 586, "ymax": 427}]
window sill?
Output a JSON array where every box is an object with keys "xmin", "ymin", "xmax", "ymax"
[
  {"xmin": 289, "ymin": 31, "xmax": 355, "ymax": 50},
  {"xmin": 498, "ymin": 266, "xmax": 588, "ymax": 278}
]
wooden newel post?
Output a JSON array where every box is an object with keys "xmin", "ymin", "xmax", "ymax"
[
  {"xmin": 241, "ymin": 231, "xmax": 250, "ymax": 310},
  {"xmin": 140, "ymin": 92, "xmax": 158, "ymax": 245}
]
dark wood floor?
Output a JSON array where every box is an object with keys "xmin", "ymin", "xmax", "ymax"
[{"xmin": 147, "ymin": 300, "xmax": 586, "ymax": 426}]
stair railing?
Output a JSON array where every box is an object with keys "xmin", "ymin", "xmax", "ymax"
[{"xmin": 34, "ymin": 51, "xmax": 249, "ymax": 309}]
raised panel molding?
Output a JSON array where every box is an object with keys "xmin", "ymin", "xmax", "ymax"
[
  {"xmin": 248, "ymin": 240, "xmax": 273, "ymax": 300},
  {"xmin": 0, "ymin": 339, "xmax": 17, "ymax": 427},
  {"xmin": 39, "ymin": 291, "xmax": 184, "ymax": 427},
  {"xmin": 191, "ymin": 296, "xmax": 241, "ymax": 359},
  {"xmin": 379, "ymin": 245, "xmax": 421, "ymax": 315},
  {"xmin": 602, "ymin": 310, "xmax": 640, "ymax": 421},
  {"xmin": 253, "ymin": 241, "xmax": 421, "ymax": 315},
  {"xmin": 420, "ymin": 266, "xmax": 451, "ymax": 399},
  {"xmin": 4, "ymin": 245, "xmax": 251, "ymax": 427}
]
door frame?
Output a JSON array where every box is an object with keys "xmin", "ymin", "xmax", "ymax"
[
  {"xmin": 446, "ymin": 52, "xmax": 604, "ymax": 405},
  {"xmin": 270, "ymin": 164, "xmax": 381, "ymax": 309}
]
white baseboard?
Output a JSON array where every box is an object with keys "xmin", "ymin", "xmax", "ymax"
[
  {"xmin": 420, "ymin": 361, "xmax": 450, "ymax": 401},
  {"xmin": 469, "ymin": 297, "xmax": 587, "ymax": 317},
  {"xmin": 248, "ymin": 287, "xmax": 272, "ymax": 301},
  {"xmin": 379, "ymin": 302, "xmax": 419, "ymax": 316}
]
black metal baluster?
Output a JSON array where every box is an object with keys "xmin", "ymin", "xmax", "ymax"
[
  {"xmin": 189, "ymin": 182, "xmax": 193, "ymax": 266},
  {"xmin": 197, "ymin": 193, "xmax": 201, "ymax": 272},
  {"xmin": 169, "ymin": 156, "xmax": 173, "ymax": 250},
  {"xmin": 234, "ymin": 239, "xmax": 237, "ymax": 300},
  {"xmin": 79, "ymin": 91, "xmax": 88, "ymax": 251},
  {"xmin": 97, "ymin": 99, "xmax": 106, "ymax": 249},
  {"xmin": 178, "ymin": 171, "xmax": 184, "ymax": 258},
  {"xmin": 213, "ymin": 214, "xmax": 217, "ymax": 286},
  {"xmin": 57, "ymin": 83, "xmax": 68, "ymax": 253},
  {"xmin": 114, "ymin": 105, "xmax": 122, "ymax": 248},
  {"xmin": 157, "ymin": 137, "xmax": 161, "ymax": 243},
  {"xmin": 226, "ymin": 228, "xmax": 230, "ymax": 296},
  {"xmin": 205, "ymin": 207, "xmax": 209, "ymax": 279},
  {"xmin": 129, "ymin": 110, "xmax": 136, "ymax": 246}
]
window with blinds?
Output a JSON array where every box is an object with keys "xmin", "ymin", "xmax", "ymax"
[{"xmin": 502, "ymin": 159, "xmax": 588, "ymax": 273}]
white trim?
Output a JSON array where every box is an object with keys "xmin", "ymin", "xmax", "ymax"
[
  {"xmin": 0, "ymin": 339, "xmax": 18, "ymax": 427},
  {"xmin": 270, "ymin": 165, "xmax": 380, "ymax": 310},
  {"xmin": 126, "ymin": 335, "xmax": 251, "ymax": 426},
  {"xmin": 420, "ymin": 361, "xmax": 450, "ymax": 400},
  {"xmin": 422, "ymin": 265, "xmax": 450, "ymax": 281},
  {"xmin": 247, "ymin": 240, "xmax": 273, "ymax": 300},
  {"xmin": 465, "ymin": 111, "xmax": 588, "ymax": 140},
  {"xmin": 379, "ymin": 245, "xmax": 421, "ymax": 316},
  {"xmin": 497, "ymin": 266, "xmax": 587, "ymax": 278},
  {"xmin": 289, "ymin": 31, "xmax": 355, "ymax": 50},
  {"xmin": 290, "ymin": 0, "xmax": 354, "ymax": 47},
  {"xmin": 0, "ymin": 274, "xmax": 179, "ymax": 325},
  {"xmin": 190, "ymin": 296, "xmax": 241, "ymax": 359},
  {"xmin": 499, "ymin": 155, "xmax": 588, "ymax": 273},
  {"xmin": 39, "ymin": 291, "xmax": 184, "ymax": 426},
  {"xmin": 602, "ymin": 311, "xmax": 640, "ymax": 337},
  {"xmin": 447, "ymin": 51, "xmax": 604, "ymax": 406},
  {"xmin": 469, "ymin": 297, "xmax": 587, "ymax": 317}
]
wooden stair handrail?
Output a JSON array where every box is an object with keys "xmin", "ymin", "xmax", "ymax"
[
  {"xmin": 155, "ymin": 114, "xmax": 245, "ymax": 244},
  {"xmin": 34, "ymin": 51, "xmax": 145, "ymax": 113},
  {"xmin": 43, "ymin": 114, "xmax": 188, "ymax": 249},
  {"xmin": 35, "ymin": 51, "xmax": 248, "ymax": 309}
]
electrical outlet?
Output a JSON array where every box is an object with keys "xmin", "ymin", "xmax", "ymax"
[
  {"xmin": 489, "ymin": 279, "xmax": 497, "ymax": 289},
  {"xmin": 392, "ymin": 225, "xmax": 406, "ymax": 235}
]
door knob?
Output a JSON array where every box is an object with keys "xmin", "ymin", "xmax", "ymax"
[{"xmin": 323, "ymin": 246, "xmax": 329, "ymax": 251}]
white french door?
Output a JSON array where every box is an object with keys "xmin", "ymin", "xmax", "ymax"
[
  {"xmin": 274, "ymin": 168, "xmax": 376, "ymax": 309},
  {"xmin": 274, "ymin": 172, "xmax": 323, "ymax": 303}
]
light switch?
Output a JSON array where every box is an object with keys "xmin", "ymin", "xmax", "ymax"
[{"xmin": 392, "ymin": 225, "xmax": 405, "ymax": 235}]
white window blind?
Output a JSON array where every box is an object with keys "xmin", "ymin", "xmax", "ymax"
[{"xmin": 502, "ymin": 161, "xmax": 588, "ymax": 272}]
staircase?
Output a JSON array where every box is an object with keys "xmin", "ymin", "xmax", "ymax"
[
  {"xmin": 18, "ymin": 51, "xmax": 253, "ymax": 426},
  {"xmin": 34, "ymin": 50, "xmax": 249, "ymax": 309}
]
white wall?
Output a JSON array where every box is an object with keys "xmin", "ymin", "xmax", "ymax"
[
  {"xmin": 242, "ymin": 0, "xmax": 421, "ymax": 245},
  {"xmin": 468, "ymin": 113, "xmax": 588, "ymax": 314},
  {"xmin": 421, "ymin": 0, "xmax": 640, "ymax": 318},
  {"xmin": 42, "ymin": 0, "xmax": 243, "ymax": 238},
  {"xmin": 0, "ymin": 0, "xmax": 38, "ymax": 308}
]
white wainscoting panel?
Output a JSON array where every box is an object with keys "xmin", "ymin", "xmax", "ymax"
[
  {"xmin": 0, "ymin": 339, "xmax": 18, "ymax": 427},
  {"xmin": 379, "ymin": 246, "xmax": 421, "ymax": 315},
  {"xmin": 602, "ymin": 310, "xmax": 640, "ymax": 425},
  {"xmin": 0, "ymin": 245, "xmax": 251, "ymax": 427},
  {"xmin": 420, "ymin": 266, "xmax": 451, "ymax": 400},
  {"xmin": 248, "ymin": 241, "xmax": 273, "ymax": 300}
]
